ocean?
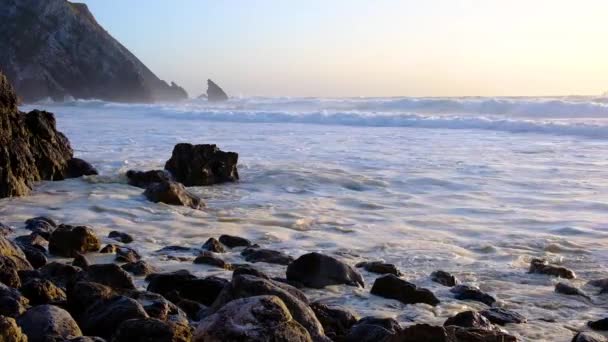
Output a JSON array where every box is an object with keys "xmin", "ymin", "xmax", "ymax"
[{"xmin": 5, "ymin": 96, "xmax": 608, "ymax": 341}]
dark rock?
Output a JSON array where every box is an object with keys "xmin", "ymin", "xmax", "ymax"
[
  {"xmin": 113, "ymin": 318, "xmax": 192, "ymax": 342},
  {"xmin": 39, "ymin": 262, "xmax": 82, "ymax": 289},
  {"xmin": 17, "ymin": 305, "xmax": 82, "ymax": 342},
  {"xmin": 431, "ymin": 270, "xmax": 458, "ymax": 287},
  {"xmin": 0, "ymin": 256, "xmax": 21, "ymax": 288},
  {"xmin": 398, "ymin": 324, "xmax": 449, "ymax": 342},
  {"xmin": 202, "ymin": 238, "xmax": 225, "ymax": 253},
  {"xmin": 146, "ymin": 270, "xmax": 228, "ymax": 306},
  {"xmin": 345, "ymin": 316, "xmax": 402, "ymax": 342},
  {"xmin": 20, "ymin": 246, "xmax": 47, "ymax": 269},
  {"xmin": 310, "ymin": 302, "xmax": 358, "ymax": 341},
  {"xmin": 164, "ymin": 143, "xmax": 239, "ymax": 186},
  {"xmin": 529, "ymin": 258, "xmax": 576, "ymax": 279},
  {"xmin": 15, "ymin": 234, "xmax": 47, "ymax": 251},
  {"xmin": 143, "ymin": 180, "xmax": 203, "ymax": 209},
  {"xmin": 194, "ymin": 251, "xmax": 233, "ymax": 270},
  {"xmin": 0, "ymin": 315, "xmax": 27, "ymax": 342},
  {"xmin": 0, "ymin": 222, "xmax": 13, "ymax": 236},
  {"xmin": 589, "ymin": 278, "xmax": 608, "ymax": 294},
  {"xmin": 572, "ymin": 332, "xmax": 608, "ymax": 342},
  {"xmin": 108, "ymin": 231, "xmax": 134, "ymax": 244},
  {"xmin": 371, "ymin": 274, "xmax": 439, "ymax": 306},
  {"xmin": 0, "ymin": 235, "xmax": 33, "ymax": 272},
  {"xmin": 66, "ymin": 158, "xmax": 98, "ymax": 178},
  {"xmin": 209, "ymin": 274, "xmax": 325, "ymax": 341},
  {"xmin": 588, "ymin": 318, "xmax": 608, "ymax": 331},
  {"xmin": 67, "ymin": 281, "xmax": 114, "ymax": 317},
  {"xmin": 115, "ymin": 246, "xmax": 141, "ymax": 263},
  {"xmin": 126, "ymin": 169, "xmax": 172, "ymax": 189},
  {"xmin": 79, "ymin": 296, "xmax": 149, "ymax": 338},
  {"xmin": 446, "ymin": 326, "xmax": 517, "ymax": 341},
  {"xmin": 273, "ymin": 277, "xmax": 306, "ymax": 289},
  {"xmin": 355, "ymin": 261, "xmax": 402, "ymax": 276},
  {"xmin": 219, "ymin": 234, "xmax": 252, "ymax": 248},
  {"xmin": 48, "ymin": 225, "xmax": 101, "ymax": 257},
  {"xmin": 24, "ymin": 217, "xmax": 57, "ymax": 239},
  {"xmin": 84, "ymin": 264, "xmax": 135, "ymax": 290},
  {"xmin": 287, "ymin": 252, "xmax": 364, "ymax": 289},
  {"xmin": 0, "ymin": 282, "xmax": 29, "ymax": 317},
  {"xmin": 154, "ymin": 246, "xmax": 197, "ymax": 254},
  {"xmin": 232, "ymin": 264, "xmax": 270, "ymax": 279},
  {"xmin": 206, "ymin": 79, "xmax": 229, "ymax": 102},
  {"xmin": 480, "ymin": 308, "xmax": 527, "ymax": 325},
  {"xmin": 450, "ymin": 284, "xmax": 496, "ymax": 306},
  {"xmin": 17, "ymin": 269, "xmax": 41, "ymax": 285},
  {"xmin": 20, "ymin": 278, "xmax": 66, "ymax": 305},
  {"xmin": 556, "ymin": 282, "xmax": 590, "ymax": 300},
  {"xmin": 195, "ymin": 295, "xmax": 312, "ymax": 341},
  {"xmin": 69, "ymin": 338, "xmax": 107, "ymax": 342},
  {"xmin": 171, "ymin": 296, "xmax": 205, "ymax": 321},
  {"xmin": 99, "ymin": 244, "xmax": 118, "ymax": 254},
  {"xmin": 444, "ymin": 311, "xmax": 493, "ymax": 330},
  {"xmin": 121, "ymin": 261, "xmax": 157, "ymax": 276},
  {"xmin": 72, "ymin": 253, "xmax": 90, "ymax": 269},
  {"xmin": 125, "ymin": 290, "xmax": 187, "ymax": 323},
  {"xmin": 241, "ymin": 247, "xmax": 294, "ymax": 265}
]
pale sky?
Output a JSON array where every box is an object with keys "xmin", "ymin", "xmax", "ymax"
[{"xmin": 79, "ymin": 0, "xmax": 608, "ymax": 97}]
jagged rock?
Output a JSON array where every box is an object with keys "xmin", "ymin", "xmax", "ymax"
[
  {"xmin": 48, "ymin": 225, "xmax": 101, "ymax": 257},
  {"xmin": 122, "ymin": 261, "xmax": 157, "ymax": 276},
  {"xmin": 143, "ymin": 180, "xmax": 203, "ymax": 209},
  {"xmin": 38, "ymin": 262, "xmax": 82, "ymax": 289},
  {"xmin": 66, "ymin": 158, "xmax": 98, "ymax": 178},
  {"xmin": 164, "ymin": 143, "xmax": 239, "ymax": 186},
  {"xmin": 193, "ymin": 251, "xmax": 233, "ymax": 270},
  {"xmin": 556, "ymin": 282, "xmax": 590, "ymax": 300},
  {"xmin": 588, "ymin": 318, "xmax": 608, "ymax": 331},
  {"xmin": 219, "ymin": 234, "xmax": 252, "ymax": 248},
  {"xmin": 206, "ymin": 79, "xmax": 229, "ymax": 102},
  {"xmin": 371, "ymin": 274, "xmax": 439, "ymax": 306},
  {"xmin": 573, "ymin": 332, "xmax": 608, "ymax": 342},
  {"xmin": 196, "ymin": 295, "xmax": 311, "ymax": 341},
  {"xmin": 0, "ymin": 315, "xmax": 27, "ymax": 342},
  {"xmin": 241, "ymin": 247, "xmax": 293, "ymax": 265},
  {"xmin": 355, "ymin": 261, "xmax": 402, "ymax": 276},
  {"xmin": 287, "ymin": 252, "xmax": 364, "ymax": 289},
  {"xmin": 67, "ymin": 281, "xmax": 114, "ymax": 317},
  {"xmin": 79, "ymin": 296, "xmax": 149, "ymax": 338},
  {"xmin": 480, "ymin": 308, "xmax": 527, "ymax": 325},
  {"xmin": 108, "ymin": 231, "xmax": 134, "ymax": 244},
  {"xmin": 20, "ymin": 278, "xmax": 66, "ymax": 305},
  {"xmin": 84, "ymin": 264, "xmax": 135, "ymax": 290},
  {"xmin": 345, "ymin": 317, "xmax": 402, "ymax": 342},
  {"xmin": 146, "ymin": 270, "xmax": 227, "ymax": 306},
  {"xmin": 202, "ymin": 238, "xmax": 225, "ymax": 253},
  {"xmin": 24, "ymin": 217, "xmax": 56, "ymax": 239},
  {"xmin": 398, "ymin": 324, "xmax": 449, "ymax": 341},
  {"xmin": 529, "ymin": 258, "xmax": 575, "ymax": 279},
  {"xmin": 209, "ymin": 274, "xmax": 326, "ymax": 341},
  {"xmin": 431, "ymin": 270, "xmax": 458, "ymax": 287},
  {"xmin": 450, "ymin": 284, "xmax": 496, "ymax": 306},
  {"xmin": 72, "ymin": 253, "xmax": 90, "ymax": 269},
  {"xmin": 0, "ymin": 283, "xmax": 29, "ymax": 317},
  {"xmin": 310, "ymin": 302, "xmax": 358, "ymax": 341},
  {"xmin": 17, "ymin": 305, "xmax": 82, "ymax": 342},
  {"xmin": 114, "ymin": 318, "xmax": 192, "ymax": 342},
  {"xmin": 126, "ymin": 170, "xmax": 172, "ymax": 189},
  {"xmin": 0, "ymin": 1, "xmax": 188, "ymax": 103},
  {"xmin": 444, "ymin": 311, "xmax": 493, "ymax": 330}
]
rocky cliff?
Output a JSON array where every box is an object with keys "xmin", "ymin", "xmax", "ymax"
[{"xmin": 0, "ymin": 0, "xmax": 188, "ymax": 103}]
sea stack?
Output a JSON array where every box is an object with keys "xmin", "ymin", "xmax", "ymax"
[{"xmin": 206, "ymin": 79, "xmax": 229, "ymax": 102}]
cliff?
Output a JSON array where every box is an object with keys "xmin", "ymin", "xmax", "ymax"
[{"xmin": 0, "ymin": 0, "xmax": 188, "ymax": 103}]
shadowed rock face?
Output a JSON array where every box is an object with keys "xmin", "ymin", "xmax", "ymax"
[
  {"xmin": 164, "ymin": 143, "xmax": 239, "ymax": 186},
  {"xmin": 206, "ymin": 79, "xmax": 228, "ymax": 102},
  {"xmin": 0, "ymin": 0, "xmax": 188, "ymax": 103},
  {"xmin": 0, "ymin": 72, "xmax": 95, "ymax": 198}
]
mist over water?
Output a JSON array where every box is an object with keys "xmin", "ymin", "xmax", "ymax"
[{"xmin": 4, "ymin": 96, "xmax": 608, "ymax": 341}]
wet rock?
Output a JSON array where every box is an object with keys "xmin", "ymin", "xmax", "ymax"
[
  {"xmin": 114, "ymin": 318, "xmax": 192, "ymax": 342},
  {"xmin": 242, "ymin": 247, "xmax": 294, "ymax": 265},
  {"xmin": 67, "ymin": 281, "xmax": 114, "ymax": 317},
  {"xmin": 38, "ymin": 262, "xmax": 82, "ymax": 289},
  {"xmin": 206, "ymin": 79, "xmax": 229, "ymax": 102},
  {"xmin": 310, "ymin": 302, "xmax": 358, "ymax": 341},
  {"xmin": 122, "ymin": 261, "xmax": 157, "ymax": 276},
  {"xmin": 170, "ymin": 295, "xmax": 205, "ymax": 321},
  {"xmin": 79, "ymin": 296, "xmax": 149, "ymax": 338},
  {"xmin": 0, "ymin": 283, "xmax": 29, "ymax": 317},
  {"xmin": 154, "ymin": 246, "xmax": 197, "ymax": 254},
  {"xmin": 15, "ymin": 234, "xmax": 47, "ymax": 251},
  {"xmin": 345, "ymin": 316, "xmax": 402, "ymax": 342},
  {"xmin": 20, "ymin": 246, "xmax": 47, "ymax": 269},
  {"xmin": 219, "ymin": 234, "xmax": 252, "ymax": 248},
  {"xmin": 84, "ymin": 264, "xmax": 135, "ymax": 290},
  {"xmin": 99, "ymin": 244, "xmax": 118, "ymax": 254},
  {"xmin": 450, "ymin": 284, "xmax": 496, "ymax": 306},
  {"xmin": 202, "ymin": 238, "xmax": 225, "ymax": 253},
  {"xmin": 210, "ymin": 274, "xmax": 326, "ymax": 341},
  {"xmin": 573, "ymin": 332, "xmax": 608, "ymax": 342},
  {"xmin": 193, "ymin": 251, "xmax": 233, "ymax": 270},
  {"xmin": 0, "ymin": 235, "xmax": 33, "ymax": 272},
  {"xmin": 143, "ymin": 180, "xmax": 203, "ymax": 209},
  {"xmin": 125, "ymin": 290, "xmax": 187, "ymax": 323},
  {"xmin": 72, "ymin": 253, "xmax": 90, "ymax": 269},
  {"xmin": 48, "ymin": 225, "xmax": 101, "ymax": 257},
  {"xmin": 196, "ymin": 295, "xmax": 311, "ymax": 341},
  {"xmin": 480, "ymin": 308, "xmax": 527, "ymax": 325},
  {"xmin": 356, "ymin": 261, "xmax": 402, "ymax": 276},
  {"xmin": 371, "ymin": 274, "xmax": 439, "ymax": 306},
  {"xmin": 66, "ymin": 158, "xmax": 98, "ymax": 178},
  {"xmin": 146, "ymin": 270, "xmax": 228, "ymax": 306},
  {"xmin": 446, "ymin": 326, "xmax": 517, "ymax": 341},
  {"xmin": 108, "ymin": 231, "xmax": 134, "ymax": 244},
  {"xmin": 20, "ymin": 278, "xmax": 66, "ymax": 305},
  {"xmin": 444, "ymin": 311, "xmax": 493, "ymax": 330},
  {"xmin": 556, "ymin": 282, "xmax": 591, "ymax": 300},
  {"xmin": 24, "ymin": 217, "xmax": 57, "ymax": 239},
  {"xmin": 431, "ymin": 270, "xmax": 458, "ymax": 287},
  {"xmin": 115, "ymin": 246, "xmax": 141, "ymax": 263},
  {"xmin": 588, "ymin": 318, "xmax": 608, "ymax": 331},
  {"xmin": 0, "ymin": 257, "xmax": 22, "ymax": 288},
  {"xmin": 232, "ymin": 264, "xmax": 270, "ymax": 279},
  {"xmin": 0, "ymin": 315, "xmax": 27, "ymax": 342},
  {"xmin": 0, "ymin": 222, "xmax": 13, "ymax": 236},
  {"xmin": 18, "ymin": 305, "xmax": 82, "ymax": 342},
  {"xmin": 287, "ymin": 252, "xmax": 364, "ymax": 289},
  {"xmin": 398, "ymin": 324, "xmax": 449, "ymax": 342},
  {"xmin": 529, "ymin": 258, "xmax": 576, "ymax": 279},
  {"xmin": 164, "ymin": 143, "xmax": 239, "ymax": 186},
  {"xmin": 126, "ymin": 169, "xmax": 172, "ymax": 189}
]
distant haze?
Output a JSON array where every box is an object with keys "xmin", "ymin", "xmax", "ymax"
[{"xmin": 79, "ymin": 0, "xmax": 608, "ymax": 97}]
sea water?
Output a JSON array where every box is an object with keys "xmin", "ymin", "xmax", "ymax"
[{"xmin": 3, "ymin": 96, "xmax": 608, "ymax": 341}]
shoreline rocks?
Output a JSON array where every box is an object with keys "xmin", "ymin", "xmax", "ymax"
[
  {"xmin": 287, "ymin": 252, "xmax": 364, "ymax": 289},
  {"xmin": 164, "ymin": 143, "xmax": 239, "ymax": 186},
  {"xmin": 205, "ymin": 79, "xmax": 229, "ymax": 102},
  {"xmin": 370, "ymin": 274, "xmax": 439, "ymax": 306}
]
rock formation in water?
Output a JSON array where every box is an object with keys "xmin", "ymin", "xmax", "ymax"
[
  {"xmin": 205, "ymin": 79, "xmax": 229, "ymax": 102},
  {"xmin": 0, "ymin": 0, "xmax": 188, "ymax": 103},
  {"xmin": 0, "ymin": 71, "xmax": 96, "ymax": 198}
]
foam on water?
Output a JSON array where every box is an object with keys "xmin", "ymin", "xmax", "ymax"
[{"xmin": 2, "ymin": 97, "xmax": 608, "ymax": 341}]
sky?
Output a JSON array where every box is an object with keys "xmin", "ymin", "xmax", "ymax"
[{"xmin": 78, "ymin": 0, "xmax": 608, "ymax": 98}]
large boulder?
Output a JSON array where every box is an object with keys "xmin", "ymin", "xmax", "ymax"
[
  {"xmin": 345, "ymin": 317, "xmax": 402, "ymax": 342},
  {"xmin": 371, "ymin": 274, "xmax": 439, "ymax": 306},
  {"xmin": 79, "ymin": 296, "xmax": 149, "ymax": 339},
  {"xmin": 17, "ymin": 305, "xmax": 82, "ymax": 342},
  {"xmin": 287, "ymin": 252, "xmax": 364, "ymax": 289},
  {"xmin": 146, "ymin": 270, "xmax": 228, "ymax": 306},
  {"xmin": 195, "ymin": 296, "xmax": 311, "ymax": 342},
  {"xmin": 529, "ymin": 258, "xmax": 575, "ymax": 279},
  {"xmin": 83, "ymin": 264, "xmax": 136, "ymax": 291},
  {"xmin": 205, "ymin": 79, "xmax": 229, "ymax": 102},
  {"xmin": 310, "ymin": 302, "xmax": 358, "ymax": 341},
  {"xmin": 20, "ymin": 278, "xmax": 67, "ymax": 305},
  {"xmin": 164, "ymin": 143, "xmax": 239, "ymax": 186},
  {"xmin": 0, "ymin": 315, "xmax": 28, "ymax": 342},
  {"xmin": 143, "ymin": 180, "xmax": 204, "ymax": 209},
  {"xmin": 48, "ymin": 225, "xmax": 101, "ymax": 257}
]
